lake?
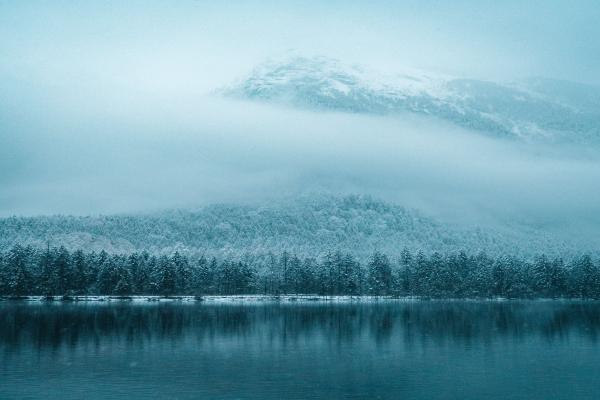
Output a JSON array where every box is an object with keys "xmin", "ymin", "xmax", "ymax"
[{"xmin": 1, "ymin": 300, "xmax": 599, "ymax": 399}]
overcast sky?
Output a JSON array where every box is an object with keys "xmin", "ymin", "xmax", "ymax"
[
  {"xmin": 1, "ymin": 0, "xmax": 600, "ymax": 224},
  {"xmin": 2, "ymin": 0, "xmax": 600, "ymax": 94}
]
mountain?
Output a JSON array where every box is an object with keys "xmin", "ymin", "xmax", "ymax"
[
  {"xmin": 222, "ymin": 56, "xmax": 600, "ymax": 143},
  {"xmin": 0, "ymin": 194, "xmax": 590, "ymax": 260}
]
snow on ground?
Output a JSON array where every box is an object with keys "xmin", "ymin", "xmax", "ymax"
[
  {"xmin": 0, "ymin": 295, "xmax": 423, "ymax": 303},
  {"xmin": 0, "ymin": 295, "xmax": 528, "ymax": 303}
]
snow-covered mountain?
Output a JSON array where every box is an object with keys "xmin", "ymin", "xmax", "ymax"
[
  {"xmin": 222, "ymin": 56, "xmax": 600, "ymax": 143},
  {"xmin": 0, "ymin": 194, "xmax": 592, "ymax": 260}
]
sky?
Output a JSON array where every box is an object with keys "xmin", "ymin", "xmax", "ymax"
[
  {"xmin": 1, "ymin": 0, "xmax": 600, "ymax": 228},
  {"xmin": 2, "ymin": 0, "xmax": 600, "ymax": 95}
]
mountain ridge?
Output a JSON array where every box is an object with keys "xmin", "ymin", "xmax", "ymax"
[{"xmin": 221, "ymin": 55, "xmax": 600, "ymax": 143}]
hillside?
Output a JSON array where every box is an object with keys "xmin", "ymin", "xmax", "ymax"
[{"xmin": 0, "ymin": 194, "xmax": 588, "ymax": 260}]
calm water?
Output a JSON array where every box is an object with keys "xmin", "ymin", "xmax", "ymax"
[{"xmin": 1, "ymin": 301, "xmax": 599, "ymax": 400}]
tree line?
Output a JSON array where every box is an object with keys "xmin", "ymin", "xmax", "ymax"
[{"xmin": 1, "ymin": 245, "xmax": 599, "ymax": 298}]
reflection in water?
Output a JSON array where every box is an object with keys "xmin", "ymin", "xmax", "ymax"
[
  {"xmin": 1, "ymin": 301, "xmax": 600, "ymax": 400},
  {"xmin": 1, "ymin": 301, "xmax": 600, "ymax": 352}
]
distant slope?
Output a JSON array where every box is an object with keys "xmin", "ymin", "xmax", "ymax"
[
  {"xmin": 0, "ymin": 194, "xmax": 588, "ymax": 259},
  {"xmin": 221, "ymin": 56, "xmax": 600, "ymax": 143}
]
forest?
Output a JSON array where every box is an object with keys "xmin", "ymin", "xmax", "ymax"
[
  {"xmin": 2, "ymin": 195, "xmax": 593, "ymax": 261},
  {"xmin": 1, "ymin": 244, "xmax": 599, "ymax": 299}
]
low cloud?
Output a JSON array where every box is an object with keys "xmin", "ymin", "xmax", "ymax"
[{"xmin": 2, "ymin": 93, "xmax": 600, "ymax": 241}]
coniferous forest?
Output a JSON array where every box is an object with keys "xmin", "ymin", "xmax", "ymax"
[{"xmin": 1, "ymin": 245, "xmax": 599, "ymax": 299}]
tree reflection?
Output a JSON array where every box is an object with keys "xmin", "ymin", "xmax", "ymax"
[{"xmin": 1, "ymin": 301, "xmax": 599, "ymax": 355}]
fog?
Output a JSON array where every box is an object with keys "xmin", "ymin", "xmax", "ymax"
[
  {"xmin": 2, "ymin": 92, "xmax": 599, "ymax": 227},
  {"xmin": 3, "ymin": 0, "xmax": 600, "ymax": 92},
  {"xmin": 1, "ymin": 1, "xmax": 600, "ymax": 237}
]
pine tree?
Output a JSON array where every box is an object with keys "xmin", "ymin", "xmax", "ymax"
[
  {"xmin": 367, "ymin": 252, "xmax": 392, "ymax": 295},
  {"xmin": 4, "ymin": 245, "xmax": 31, "ymax": 296},
  {"xmin": 54, "ymin": 246, "xmax": 72, "ymax": 294},
  {"xmin": 71, "ymin": 249, "xmax": 89, "ymax": 295},
  {"xmin": 156, "ymin": 255, "xmax": 176, "ymax": 296},
  {"xmin": 398, "ymin": 248, "xmax": 413, "ymax": 295},
  {"xmin": 172, "ymin": 252, "xmax": 192, "ymax": 294},
  {"xmin": 193, "ymin": 256, "xmax": 212, "ymax": 295}
]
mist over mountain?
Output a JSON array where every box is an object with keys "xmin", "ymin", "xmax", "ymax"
[
  {"xmin": 223, "ymin": 56, "xmax": 600, "ymax": 143},
  {"xmin": 3, "ymin": 4, "xmax": 600, "ymax": 400},
  {"xmin": 2, "ymin": 3, "xmax": 600, "ymax": 261},
  {"xmin": 3, "ymin": 56, "xmax": 600, "ymax": 249}
]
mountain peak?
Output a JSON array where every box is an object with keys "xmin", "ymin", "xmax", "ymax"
[
  {"xmin": 221, "ymin": 55, "xmax": 600, "ymax": 144},
  {"xmin": 223, "ymin": 55, "xmax": 450, "ymax": 111}
]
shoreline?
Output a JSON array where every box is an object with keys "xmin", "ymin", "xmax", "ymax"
[{"xmin": 0, "ymin": 295, "xmax": 595, "ymax": 303}]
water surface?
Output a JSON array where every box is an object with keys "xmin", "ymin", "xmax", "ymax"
[{"xmin": 1, "ymin": 300, "xmax": 599, "ymax": 399}]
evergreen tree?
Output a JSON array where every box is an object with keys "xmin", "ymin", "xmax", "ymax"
[
  {"xmin": 367, "ymin": 252, "xmax": 393, "ymax": 295},
  {"xmin": 71, "ymin": 249, "xmax": 89, "ymax": 295},
  {"xmin": 156, "ymin": 255, "xmax": 176, "ymax": 296},
  {"xmin": 3, "ymin": 245, "xmax": 32, "ymax": 296},
  {"xmin": 398, "ymin": 248, "xmax": 414, "ymax": 295},
  {"xmin": 172, "ymin": 252, "xmax": 193, "ymax": 294},
  {"xmin": 1, "ymin": 245, "xmax": 599, "ymax": 299},
  {"xmin": 53, "ymin": 246, "xmax": 72, "ymax": 294},
  {"xmin": 193, "ymin": 256, "xmax": 212, "ymax": 294},
  {"xmin": 38, "ymin": 245, "xmax": 56, "ymax": 296}
]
